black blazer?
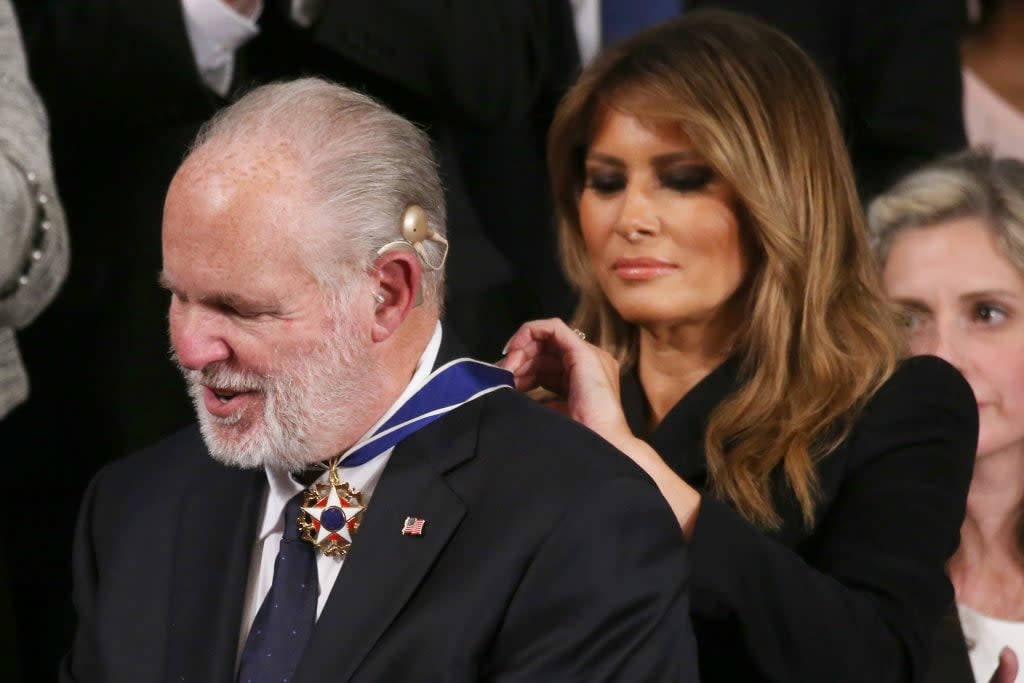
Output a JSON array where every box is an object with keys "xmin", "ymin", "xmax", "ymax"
[
  {"xmin": 621, "ymin": 354, "xmax": 977, "ymax": 682},
  {"xmin": 924, "ymin": 608, "xmax": 976, "ymax": 683},
  {"xmin": 62, "ymin": 340, "xmax": 699, "ymax": 682}
]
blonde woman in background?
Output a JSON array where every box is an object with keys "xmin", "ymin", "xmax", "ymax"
[
  {"xmin": 870, "ymin": 149, "xmax": 1024, "ymax": 683},
  {"xmin": 501, "ymin": 10, "xmax": 978, "ymax": 683}
]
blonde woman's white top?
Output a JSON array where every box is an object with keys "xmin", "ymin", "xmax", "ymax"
[{"xmin": 958, "ymin": 602, "xmax": 1024, "ymax": 683}]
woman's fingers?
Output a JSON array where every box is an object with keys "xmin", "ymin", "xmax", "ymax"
[
  {"xmin": 503, "ymin": 319, "xmax": 588, "ymax": 358},
  {"xmin": 500, "ymin": 319, "xmax": 632, "ymax": 444},
  {"xmin": 990, "ymin": 647, "xmax": 1018, "ymax": 683},
  {"xmin": 500, "ymin": 319, "xmax": 592, "ymax": 388},
  {"xmin": 506, "ymin": 351, "xmax": 572, "ymax": 394}
]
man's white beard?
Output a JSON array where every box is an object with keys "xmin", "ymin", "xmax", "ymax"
[{"xmin": 177, "ymin": 317, "xmax": 379, "ymax": 472}]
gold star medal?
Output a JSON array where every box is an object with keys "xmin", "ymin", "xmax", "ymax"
[{"xmin": 298, "ymin": 461, "xmax": 366, "ymax": 557}]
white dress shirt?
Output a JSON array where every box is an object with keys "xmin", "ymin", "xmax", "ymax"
[
  {"xmin": 235, "ymin": 322, "xmax": 443, "ymax": 661},
  {"xmin": 181, "ymin": 0, "xmax": 260, "ymax": 96},
  {"xmin": 570, "ymin": 0, "xmax": 601, "ymax": 66},
  {"xmin": 181, "ymin": 0, "xmax": 325, "ymax": 96},
  {"xmin": 963, "ymin": 67, "xmax": 1024, "ymax": 161}
]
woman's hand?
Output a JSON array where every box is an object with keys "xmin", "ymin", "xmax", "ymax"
[
  {"xmin": 499, "ymin": 319, "xmax": 702, "ymax": 539},
  {"xmin": 499, "ymin": 318, "xmax": 633, "ymax": 450},
  {"xmin": 990, "ymin": 647, "xmax": 1018, "ymax": 683}
]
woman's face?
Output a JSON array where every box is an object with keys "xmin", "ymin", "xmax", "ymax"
[
  {"xmin": 577, "ymin": 108, "xmax": 749, "ymax": 332},
  {"xmin": 883, "ymin": 217, "xmax": 1024, "ymax": 458}
]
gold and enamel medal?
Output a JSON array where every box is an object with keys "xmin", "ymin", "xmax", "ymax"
[{"xmin": 298, "ymin": 460, "xmax": 366, "ymax": 557}]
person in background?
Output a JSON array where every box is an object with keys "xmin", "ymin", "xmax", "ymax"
[
  {"xmin": 500, "ymin": 12, "xmax": 978, "ymax": 682},
  {"xmin": 870, "ymin": 149, "xmax": 1024, "ymax": 683},
  {"xmin": 961, "ymin": 0, "xmax": 1024, "ymax": 159},
  {"xmin": 0, "ymin": 1, "xmax": 68, "ymax": 680}
]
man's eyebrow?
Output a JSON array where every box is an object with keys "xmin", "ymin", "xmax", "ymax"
[
  {"xmin": 205, "ymin": 291, "xmax": 278, "ymax": 311},
  {"xmin": 157, "ymin": 272, "xmax": 274, "ymax": 311}
]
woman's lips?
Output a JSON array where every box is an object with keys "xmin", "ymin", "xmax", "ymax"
[{"xmin": 611, "ymin": 257, "xmax": 679, "ymax": 281}]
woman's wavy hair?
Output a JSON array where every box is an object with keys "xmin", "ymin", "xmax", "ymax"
[
  {"xmin": 868, "ymin": 149, "xmax": 1024, "ymax": 275},
  {"xmin": 549, "ymin": 10, "xmax": 905, "ymax": 528}
]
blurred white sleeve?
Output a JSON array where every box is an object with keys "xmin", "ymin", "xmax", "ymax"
[
  {"xmin": 181, "ymin": 0, "xmax": 262, "ymax": 96},
  {"xmin": 571, "ymin": 0, "xmax": 601, "ymax": 65},
  {"xmin": 290, "ymin": 0, "xmax": 324, "ymax": 28}
]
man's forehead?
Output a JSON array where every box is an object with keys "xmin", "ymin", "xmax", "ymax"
[
  {"xmin": 163, "ymin": 141, "xmax": 322, "ymax": 272},
  {"xmin": 166, "ymin": 141, "xmax": 319, "ymax": 240},
  {"xmin": 175, "ymin": 138, "xmax": 304, "ymax": 192}
]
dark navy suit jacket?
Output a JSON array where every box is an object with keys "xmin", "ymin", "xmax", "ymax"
[{"xmin": 62, "ymin": 337, "xmax": 699, "ymax": 682}]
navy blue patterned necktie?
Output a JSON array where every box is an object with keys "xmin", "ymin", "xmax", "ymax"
[
  {"xmin": 237, "ymin": 492, "xmax": 318, "ymax": 683},
  {"xmin": 601, "ymin": 0, "xmax": 682, "ymax": 47}
]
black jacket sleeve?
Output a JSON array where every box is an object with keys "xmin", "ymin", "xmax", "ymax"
[
  {"xmin": 688, "ymin": 356, "xmax": 977, "ymax": 682},
  {"xmin": 841, "ymin": 0, "xmax": 966, "ymax": 198},
  {"xmin": 310, "ymin": 0, "xmax": 568, "ymax": 127},
  {"xmin": 491, "ymin": 476, "xmax": 700, "ymax": 682},
  {"xmin": 13, "ymin": 0, "xmax": 219, "ymax": 131}
]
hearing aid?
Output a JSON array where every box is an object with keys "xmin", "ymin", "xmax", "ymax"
[{"xmin": 376, "ymin": 204, "xmax": 449, "ymax": 306}]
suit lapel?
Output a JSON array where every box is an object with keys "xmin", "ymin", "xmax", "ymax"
[
  {"xmin": 293, "ymin": 392, "xmax": 484, "ymax": 683},
  {"xmin": 623, "ymin": 355, "xmax": 743, "ymax": 486},
  {"xmin": 163, "ymin": 455, "xmax": 265, "ymax": 683}
]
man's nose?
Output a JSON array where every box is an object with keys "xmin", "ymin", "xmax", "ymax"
[{"xmin": 169, "ymin": 302, "xmax": 231, "ymax": 371}]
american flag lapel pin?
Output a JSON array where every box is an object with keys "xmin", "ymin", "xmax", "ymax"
[{"xmin": 402, "ymin": 516, "xmax": 426, "ymax": 536}]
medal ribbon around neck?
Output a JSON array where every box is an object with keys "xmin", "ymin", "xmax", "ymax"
[{"xmin": 298, "ymin": 359, "xmax": 513, "ymax": 556}]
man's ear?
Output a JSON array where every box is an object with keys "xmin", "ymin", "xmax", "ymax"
[{"xmin": 371, "ymin": 247, "xmax": 422, "ymax": 342}]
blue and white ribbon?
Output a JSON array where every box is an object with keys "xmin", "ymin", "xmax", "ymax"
[{"xmin": 339, "ymin": 359, "xmax": 513, "ymax": 468}]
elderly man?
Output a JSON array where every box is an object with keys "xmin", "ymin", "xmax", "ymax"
[{"xmin": 61, "ymin": 79, "xmax": 697, "ymax": 682}]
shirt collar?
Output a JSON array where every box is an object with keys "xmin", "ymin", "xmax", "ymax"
[{"xmin": 257, "ymin": 322, "xmax": 444, "ymax": 542}]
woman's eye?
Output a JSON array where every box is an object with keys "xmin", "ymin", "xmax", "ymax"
[
  {"xmin": 661, "ymin": 166, "xmax": 714, "ymax": 192},
  {"xmin": 899, "ymin": 308, "xmax": 926, "ymax": 332},
  {"xmin": 584, "ymin": 173, "xmax": 626, "ymax": 195},
  {"xmin": 974, "ymin": 303, "xmax": 1007, "ymax": 325}
]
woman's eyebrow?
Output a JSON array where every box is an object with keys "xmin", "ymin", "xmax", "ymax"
[{"xmin": 584, "ymin": 152, "xmax": 625, "ymax": 166}]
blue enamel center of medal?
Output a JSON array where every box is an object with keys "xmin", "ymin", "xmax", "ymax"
[{"xmin": 321, "ymin": 506, "xmax": 347, "ymax": 532}]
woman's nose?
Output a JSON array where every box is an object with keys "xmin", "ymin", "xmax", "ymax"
[{"xmin": 615, "ymin": 183, "xmax": 659, "ymax": 241}]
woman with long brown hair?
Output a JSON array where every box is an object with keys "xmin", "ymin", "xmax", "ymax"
[{"xmin": 500, "ymin": 11, "xmax": 977, "ymax": 682}]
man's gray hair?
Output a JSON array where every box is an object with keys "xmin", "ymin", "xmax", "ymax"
[
  {"xmin": 190, "ymin": 77, "xmax": 447, "ymax": 305},
  {"xmin": 868, "ymin": 148, "xmax": 1024, "ymax": 274}
]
